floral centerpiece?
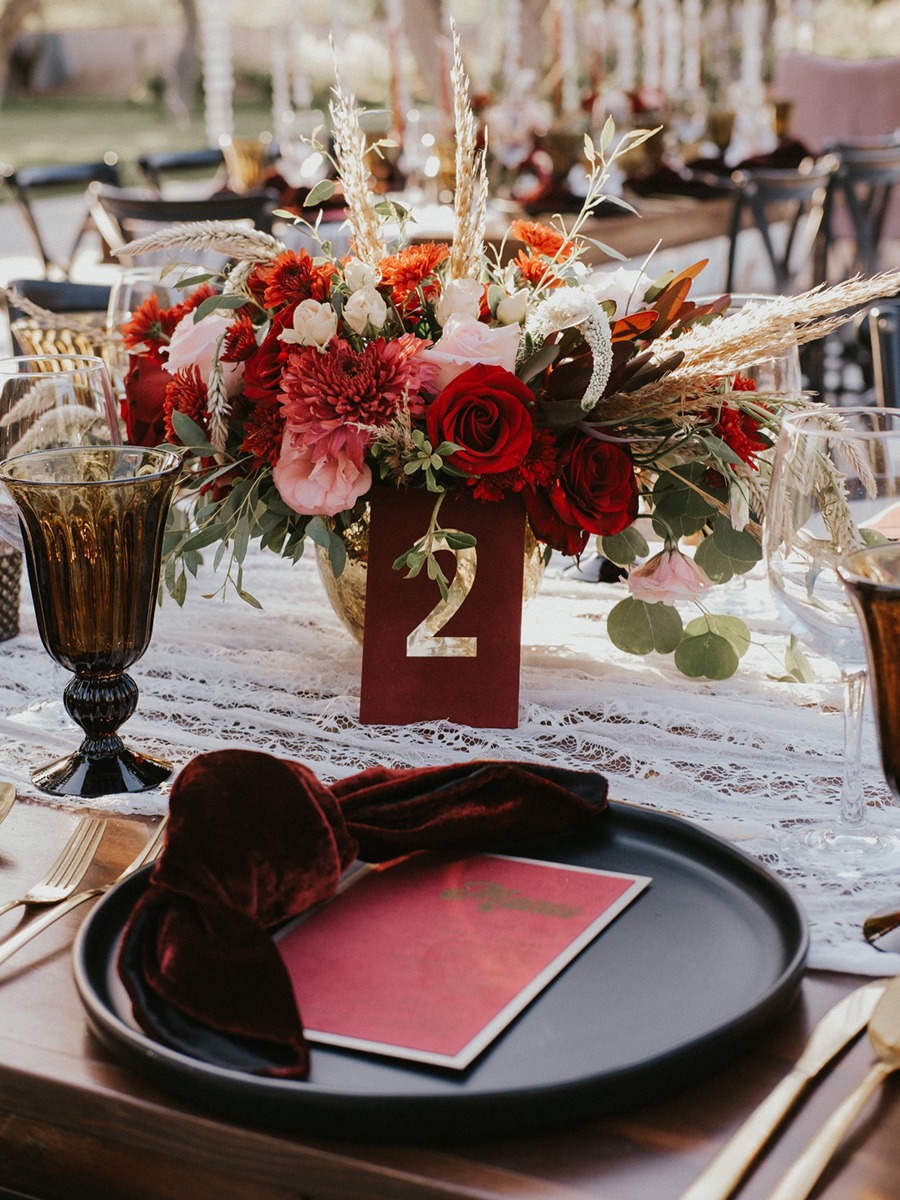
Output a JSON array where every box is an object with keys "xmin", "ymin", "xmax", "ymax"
[{"xmin": 116, "ymin": 29, "xmax": 900, "ymax": 682}]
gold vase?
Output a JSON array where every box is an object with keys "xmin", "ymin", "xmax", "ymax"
[{"xmin": 315, "ymin": 506, "xmax": 548, "ymax": 644}]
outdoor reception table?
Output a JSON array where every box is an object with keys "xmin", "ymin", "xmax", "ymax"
[{"xmin": 1, "ymin": 548, "xmax": 899, "ymax": 1198}]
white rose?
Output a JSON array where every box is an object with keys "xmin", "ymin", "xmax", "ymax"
[
  {"xmin": 435, "ymin": 277, "xmax": 484, "ymax": 327},
  {"xmin": 496, "ymin": 289, "xmax": 529, "ymax": 326},
  {"xmin": 343, "ymin": 285, "xmax": 388, "ymax": 334},
  {"xmin": 586, "ymin": 267, "xmax": 654, "ymax": 318},
  {"xmin": 279, "ymin": 299, "xmax": 338, "ymax": 352},
  {"xmin": 163, "ymin": 311, "xmax": 244, "ymax": 398},
  {"xmin": 344, "ymin": 258, "xmax": 380, "ymax": 292}
]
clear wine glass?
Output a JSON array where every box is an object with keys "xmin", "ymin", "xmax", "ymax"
[
  {"xmin": 0, "ymin": 354, "xmax": 121, "ymax": 729},
  {"xmin": 104, "ymin": 268, "xmax": 177, "ymax": 398},
  {"xmin": 764, "ymin": 405, "xmax": 900, "ymax": 871}
]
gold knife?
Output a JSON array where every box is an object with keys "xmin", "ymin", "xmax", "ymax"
[{"xmin": 677, "ymin": 978, "xmax": 889, "ymax": 1200}]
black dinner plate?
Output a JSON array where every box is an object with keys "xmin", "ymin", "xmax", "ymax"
[{"xmin": 73, "ymin": 801, "xmax": 807, "ymax": 1142}]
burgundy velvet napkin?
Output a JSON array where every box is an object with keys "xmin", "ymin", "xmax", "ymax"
[{"xmin": 117, "ymin": 749, "xmax": 609, "ymax": 1078}]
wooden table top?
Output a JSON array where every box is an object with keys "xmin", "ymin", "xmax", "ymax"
[{"xmin": 0, "ymin": 800, "xmax": 897, "ymax": 1200}]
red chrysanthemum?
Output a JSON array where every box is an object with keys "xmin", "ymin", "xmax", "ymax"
[
  {"xmin": 175, "ymin": 284, "xmax": 217, "ymax": 318},
  {"xmin": 279, "ymin": 333, "xmax": 439, "ymax": 454},
  {"xmin": 378, "ymin": 242, "xmax": 450, "ymax": 309},
  {"xmin": 730, "ymin": 372, "xmax": 759, "ymax": 392},
  {"xmin": 261, "ymin": 250, "xmax": 333, "ymax": 307},
  {"xmin": 240, "ymin": 400, "xmax": 285, "ymax": 468},
  {"xmin": 469, "ymin": 427, "xmax": 559, "ymax": 501},
  {"xmin": 510, "ymin": 219, "xmax": 574, "ymax": 260},
  {"xmin": 714, "ymin": 405, "xmax": 769, "ymax": 467},
  {"xmin": 220, "ymin": 313, "xmax": 259, "ymax": 362},
  {"xmin": 163, "ymin": 366, "xmax": 208, "ymax": 443}
]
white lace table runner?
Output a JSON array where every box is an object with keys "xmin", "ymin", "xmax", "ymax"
[{"xmin": 1, "ymin": 546, "xmax": 897, "ymax": 979}]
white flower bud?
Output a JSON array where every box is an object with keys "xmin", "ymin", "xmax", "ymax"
[
  {"xmin": 344, "ymin": 258, "xmax": 380, "ymax": 292},
  {"xmin": 496, "ymin": 289, "xmax": 528, "ymax": 326},
  {"xmin": 343, "ymin": 285, "xmax": 388, "ymax": 335},
  {"xmin": 279, "ymin": 299, "xmax": 338, "ymax": 352},
  {"xmin": 435, "ymin": 277, "xmax": 483, "ymax": 327}
]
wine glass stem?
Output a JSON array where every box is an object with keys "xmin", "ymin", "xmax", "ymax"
[{"xmin": 840, "ymin": 669, "xmax": 867, "ymax": 828}]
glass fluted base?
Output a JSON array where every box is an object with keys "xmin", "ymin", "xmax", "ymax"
[
  {"xmin": 32, "ymin": 740, "xmax": 172, "ymax": 798},
  {"xmin": 780, "ymin": 822, "xmax": 900, "ymax": 874}
]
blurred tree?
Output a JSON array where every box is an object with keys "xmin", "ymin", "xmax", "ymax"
[
  {"xmin": 0, "ymin": 0, "xmax": 40, "ymax": 103},
  {"xmin": 167, "ymin": 0, "xmax": 198, "ymax": 120}
]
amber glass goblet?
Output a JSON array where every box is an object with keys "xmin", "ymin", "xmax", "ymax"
[
  {"xmin": 0, "ymin": 446, "xmax": 182, "ymax": 798},
  {"xmin": 839, "ymin": 544, "xmax": 900, "ymax": 806}
]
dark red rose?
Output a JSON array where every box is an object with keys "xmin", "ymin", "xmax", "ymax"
[
  {"xmin": 522, "ymin": 484, "xmax": 589, "ymax": 555},
  {"xmin": 426, "ymin": 364, "xmax": 534, "ymax": 476},
  {"xmin": 243, "ymin": 309, "xmax": 292, "ymax": 403},
  {"xmin": 121, "ymin": 354, "xmax": 170, "ymax": 447},
  {"xmin": 550, "ymin": 431, "xmax": 639, "ymax": 537}
]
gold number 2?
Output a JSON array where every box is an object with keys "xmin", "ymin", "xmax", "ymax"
[{"xmin": 406, "ymin": 531, "xmax": 477, "ymax": 658}]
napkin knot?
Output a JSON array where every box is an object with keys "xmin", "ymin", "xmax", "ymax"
[{"xmin": 119, "ymin": 749, "xmax": 609, "ymax": 1077}]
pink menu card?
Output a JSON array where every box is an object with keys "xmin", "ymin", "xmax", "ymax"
[{"xmin": 275, "ymin": 853, "xmax": 651, "ymax": 1069}]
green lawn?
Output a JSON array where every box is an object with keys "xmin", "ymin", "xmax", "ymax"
[{"xmin": 0, "ymin": 97, "xmax": 275, "ymax": 181}]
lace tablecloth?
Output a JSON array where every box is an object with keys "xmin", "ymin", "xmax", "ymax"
[{"xmin": 1, "ymin": 545, "xmax": 898, "ymax": 979}]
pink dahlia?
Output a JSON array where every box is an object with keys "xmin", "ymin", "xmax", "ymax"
[{"xmin": 279, "ymin": 334, "xmax": 438, "ymax": 455}]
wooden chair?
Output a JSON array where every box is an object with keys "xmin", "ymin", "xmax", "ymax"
[
  {"xmin": 869, "ymin": 299, "xmax": 900, "ymax": 408},
  {"xmin": 1, "ymin": 278, "xmax": 112, "ymax": 359},
  {"xmin": 725, "ymin": 157, "xmax": 837, "ymax": 293},
  {"xmin": 87, "ymin": 183, "xmax": 280, "ymax": 265},
  {"xmin": 0, "ymin": 157, "xmax": 122, "ymax": 278},
  {"xmin": 822, "ymin": 136, "xmax": 900, "ymax": 276}
]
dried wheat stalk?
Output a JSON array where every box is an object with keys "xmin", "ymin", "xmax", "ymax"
[
  {"xmin": 610, "ymin": 271, "xmax": 900, "ymax": 421},
  {"xmin": 447, "ymin": 22, "xmax": 488, "ymax": 281},
  {"xmin": 116, "ymin": 223, "xmax": 285, "ymax": 264},
  {"xmin": 329, "ymin": 76, "xmax": 388, "ymax": 267}
]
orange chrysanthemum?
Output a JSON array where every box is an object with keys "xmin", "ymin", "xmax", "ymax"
[
  {"xmin": 261, "ymin": 250, "xmax": 334, "ymax": 308},
  {"xmin": 378, "ymin": 242, "xmax": 450, "ymax": 309},
  {"xmin": 515, "ymin": 250, "xmax": 566, "ymax": 288},
  {"xmin": 510, "ymin": 220, "xmax": 574, "ymax": 260},
  {"xmin": 163, "ymin": 366, "xmax": 208, "ymax": 444}
]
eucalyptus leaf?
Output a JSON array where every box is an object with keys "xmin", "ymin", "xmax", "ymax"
[
  {"xmin": 607, "ymin": 596, "xmax": 683, "ymax": 655},
  {"xmin": 180, "ymin": 523, "xmax": 229, "ymax": 552},
  {"xmin": 305, "ymin": 515, "xmax": 331, "ymax": 549},
  {"xmin": 674, "ymin": 632, "xmax": 739, "ymax": 679},
  {"xmin": 709, "ymin": 515, "xmax": 762, "ymax": 569},
  {"xmin": 170, "ymin": 410, "xmax": 215, "ymax": 455},
  {"xmin": 684, "ymin": 613, "xmax": 751, "ymax": 658},
  {"xmin": 599, "ymin": 526, "xmax": 649, "ymax": 567},
  {"xmin": 305, "ymin": 179, "xmax": 337, "ymax": 206},
  {"xmin": 328, "ymin": 529, "xmax": 347, "ymax": 577},
  {"xmin": 785, "ymin": 635, "xmax": 816, "ymax": 683},
  {"xmin": 192, "ymin": 293, "xmax": 247, "ymax": 321},
  {"xmin": 693, "ymin": 535, "xmax": 735, "ymax": 584}
]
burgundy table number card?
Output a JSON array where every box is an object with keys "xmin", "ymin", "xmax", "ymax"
[
  {"xmin": 276, "ymin": 852, "xmax": 651, "ymax": 1070},
  {"xmin": 359, "ymin": 487, "xmax": 528, "ymax": 728}
]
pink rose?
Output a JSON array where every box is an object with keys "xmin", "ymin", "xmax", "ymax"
[
  {"xmin": 273, "ymin": 436, "xmax": 371, "ymax": 516},
  {"xmin": 163, "ymin": 311, "xmax": 244, "ymax": 398},
  {"xmin": 419, "ymin": 312, "xmax": 521, "ymax": 391},
  {"xmin": 627, "ymin": 549, "xmax": 709, "ymax": 605}
]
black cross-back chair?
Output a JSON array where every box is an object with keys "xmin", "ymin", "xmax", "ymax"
[
  {"xmin": 822, "ymin": 136, "xmax": 900, "ymax": 276},
  {"xmin": 725, "ymin": 156, "xmax": 837, "ymax": 293},
  {"xmin": 869, "ymin": 298, "xmax": 900, "ymax": 408},
  {"xmin": 134, "ymin": 148, "xmax": 227, "ymax": 194},
  {"xmin": 87, "ymin": 183, "xmax": 280, "ymax": 265},
  {"xmin": 0, "ymin": 158, "xmax": 122, "ymax": 278}
]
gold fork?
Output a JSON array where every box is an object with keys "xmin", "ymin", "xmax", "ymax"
[
  {"xmin": 0, "ymin": 783, "xmax": 16, "ymax": 829},
  {"xmin": 0, "ymin": 815, "xmax": 168, "ymax": 968},
  {"xmin": 0, "ymin": 815, "xmax": 106, "ymax": 919}
]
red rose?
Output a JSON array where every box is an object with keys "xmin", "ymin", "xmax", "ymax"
[
  {"xmin": 121, "ymin": 354, "xmax": 170, "ymax": 447},
  {"xmin": 243, "ymin": 310, "xmax": 292, "ymax": 403},
  {"xmin": 425, "ymin": 363, "xmax": 534, "ymax": 476},
  {"xmin": 522, "ymin": 484, "xmax": 589, "ymax": 555},
  {"xmin": 550, "ymin": 432, "xmax": 639, "ymax": 537}
]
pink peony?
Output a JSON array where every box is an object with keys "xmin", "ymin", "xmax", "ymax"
[
  {"xmin": 419, "ymin": 312, "xmax": 521, "ymax": 391},
  {"xmin": 627, "ymin": 549, "xmax": 709, "ymax": 605},
  {"xmin": 273, "ymin": 435, "xmax": 372, "ymax": 516},
  {"xmin": 163, "ymin": 310, "xmax": 244, "ymax": 397}
]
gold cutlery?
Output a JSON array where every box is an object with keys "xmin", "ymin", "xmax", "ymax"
[
  {"xmin": 862, "ymin": 905, "xmax": 900, "ymax": 953},
  {"xmin": 0, "ymin": 816, "xmax": 167, "ymax": 968},
  {"xmin": 678, "ymin": 978, "xmax": 888, "ymax": 1200},
  {"xmin": 0, "ymin": 783, "xmax": 16, "ymax": 829},
  {"xmin": 764, "ymin": 973, "xmax": 900, "ymax": 1200},
  {"xmin": 0, "ymin": 815, "xmax": 106, "ymax": 919}
]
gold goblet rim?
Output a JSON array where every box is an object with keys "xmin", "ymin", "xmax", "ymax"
[
  {"xmin": 839, "ymin": 542, "xmax": 900, "ymax": 588},
  {"xmin": 0, "ymin": 444, "xmax": 183, "ymax": 487},
  {"xmin": 0, "ymin": 353, "xmax": 111, "ymax": 375}
]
